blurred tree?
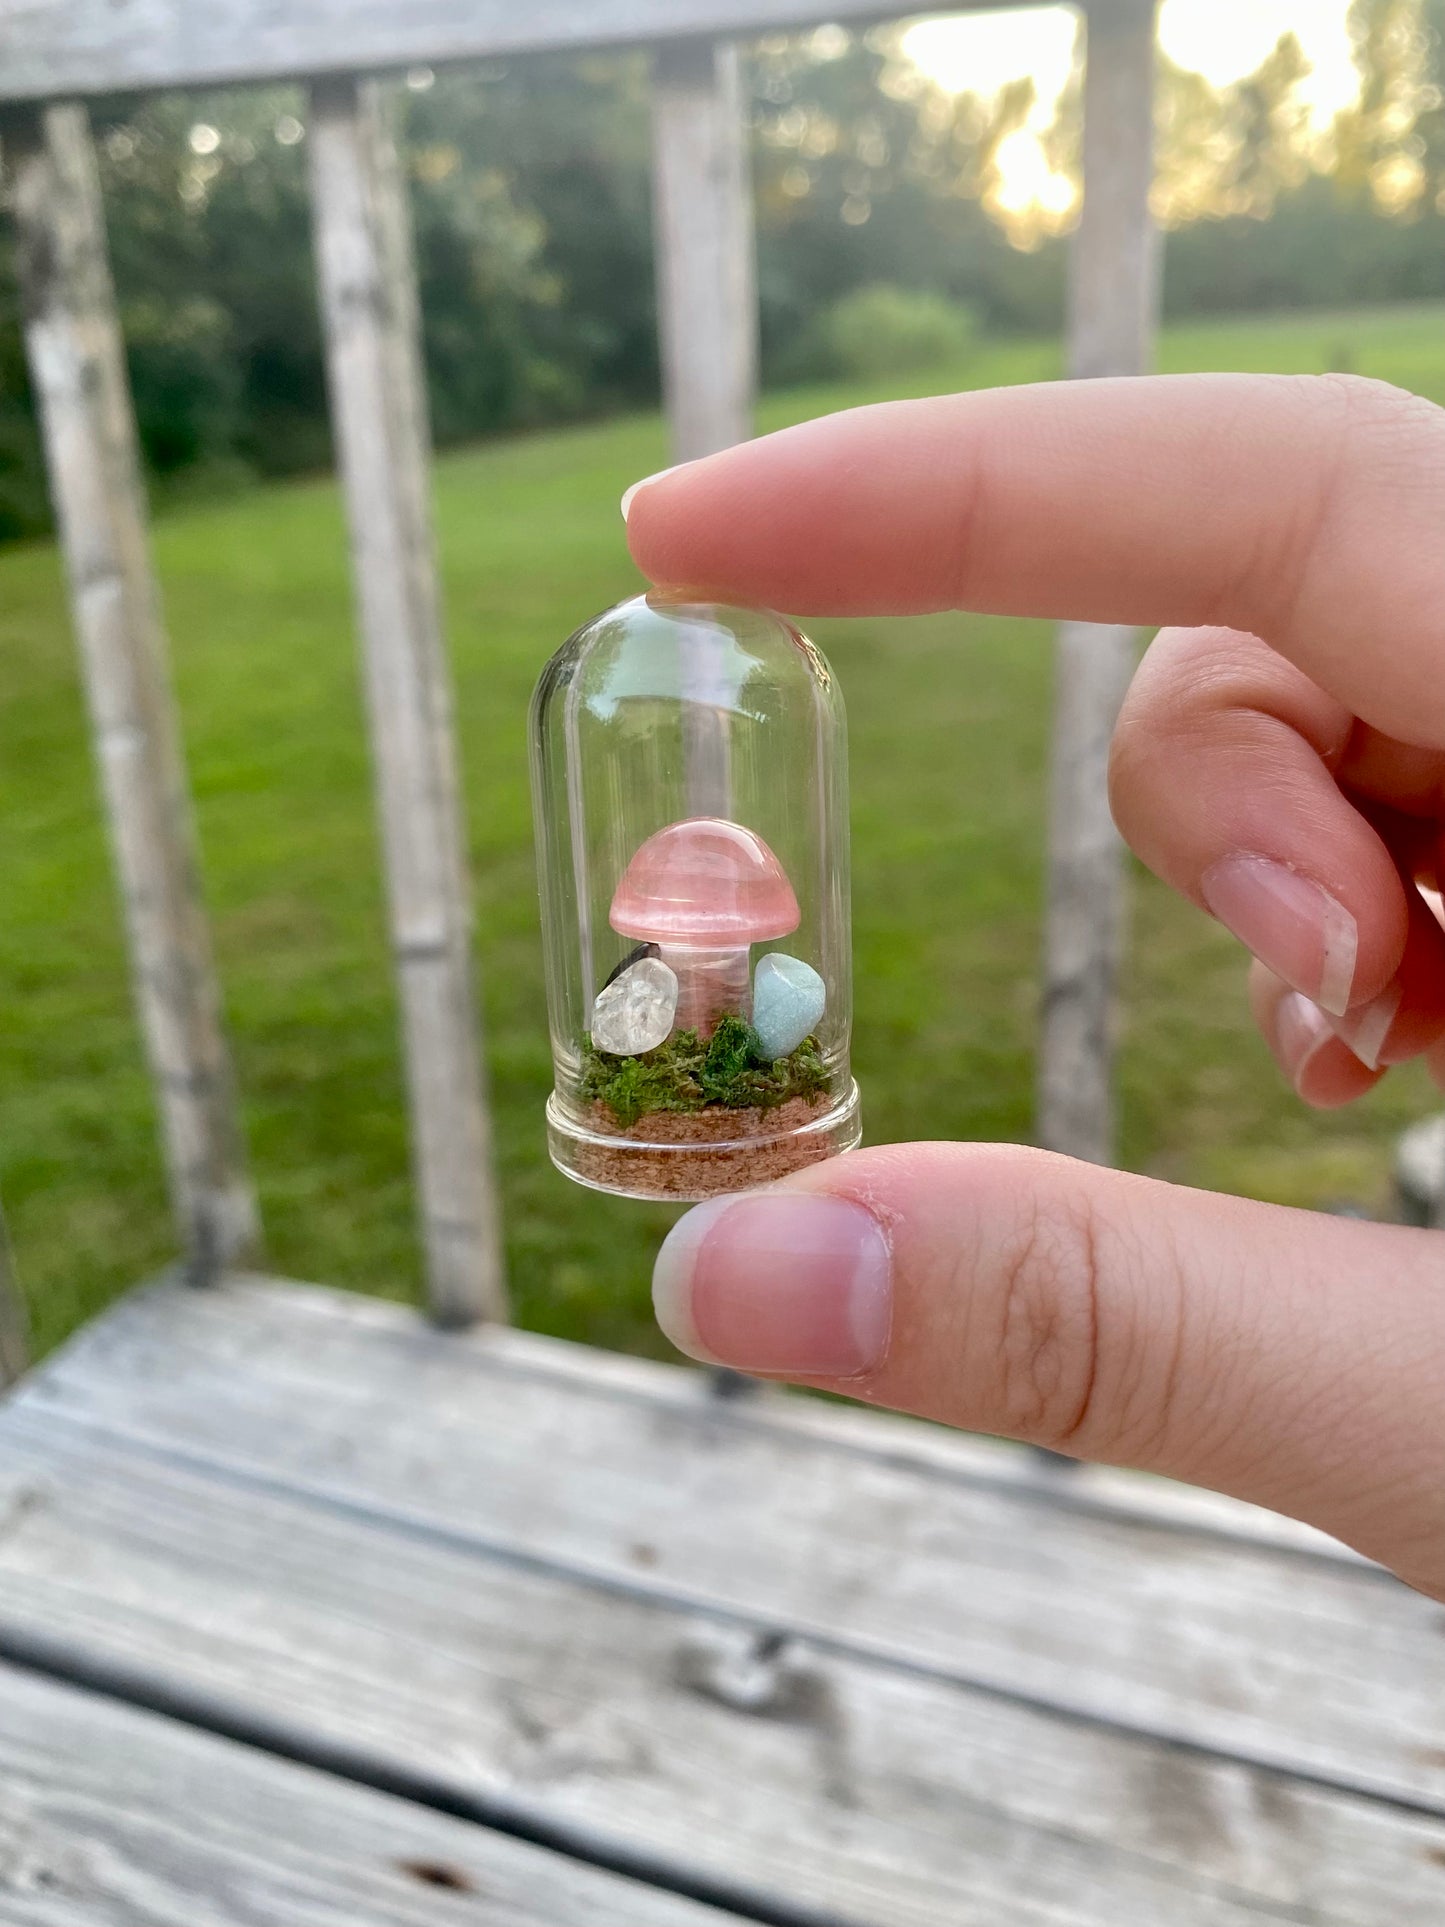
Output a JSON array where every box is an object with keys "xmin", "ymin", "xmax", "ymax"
[
  {"xmin": 749, "ymin": 25, "xmax": 1039, "ymax": 239},
  {"xmin": 405, "ymin": 57, "xmax": 658, "ymax": 415},
  {"xmin": 1227, "ymin": 32, "xmax": 1313, "ymax": 213},
  {"xmin": 809, "ymin": 281, "xmax": 978, "ymax": 378},
  {"xmin": 1164, "ymin": 170, "xmax": 1445, "ymax": 313},
  {"xmin": 748, "ymin": 25, "xmax": 1058, "ymax": 373},
  {"xmin": 1333, "ymin": 0, "xmax": 1436, "ymax": 211},
  {"xmin": 1154, "ymin": 33, "xmax": 1314, "ymax": 226},
  {"xmin": 1159, "ymin": 7, "xmax": 1445, "ymax": 317},
  {"xmin": 1416, "ymin": 0, "xmax": 1445, "ymax": 204},
  {"xmin": 93, "ymin": 91, "xmax": 325, "ymax": 481}
]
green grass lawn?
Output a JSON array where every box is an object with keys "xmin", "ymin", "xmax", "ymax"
[{"xmin": 5, "ymin": 300, "xmax": 1443, "ymax": 1357}]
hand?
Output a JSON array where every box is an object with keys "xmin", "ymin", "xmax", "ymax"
[{"xmin": 624, "ymin": 373, "xmax": 1445, "ymax": 1599}]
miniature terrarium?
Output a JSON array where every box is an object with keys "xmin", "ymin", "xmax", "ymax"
[{"xmin": 529, "ymin": 593, "xmax": 859, "ymax": 1200}]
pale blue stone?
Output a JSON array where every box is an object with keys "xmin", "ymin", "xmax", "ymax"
[{"xmin": 751, "ymin": 953, "xmax": 825, "ymax": 1060}]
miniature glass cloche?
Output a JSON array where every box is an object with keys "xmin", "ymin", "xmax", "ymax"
[{"xmin": 529, "ymin": 592, "xmax": 859, "ymax": 1200}]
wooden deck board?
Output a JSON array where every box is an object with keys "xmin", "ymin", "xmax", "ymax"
[
  {"xmin": 0, "ymin": 1277, "xmax": 1443, "ymax": 1923},
  {"xmin": 35, "ymin": 1272, "xmax": 1358, "ymax": 1557},
  {"xmin": 3, "ymin": 1409, "xmax": 1445, "ymax": 1925},
  {"xmin": 17, "ymin": 1276, "xmax": 1438, "ymax": 1810},
  {"xmin": 0, "ymin": 1659, "xmax": 747, "ymax": 1925}
]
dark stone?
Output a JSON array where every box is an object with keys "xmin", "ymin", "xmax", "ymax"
[{"xmin": 602, "ymin": 941, "xmax": 660, "ymax": 988}]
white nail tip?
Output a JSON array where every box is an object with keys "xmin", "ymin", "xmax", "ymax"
[
  {"xmin": 1316, "ymin": 900, "xmax": 1358, "ymax": 1018},
  {"xmin": 1276, "ymin": 992, "xmax": 1331, "ymax": 1097},
  {"xmin": 1349, "ymin": 987, "xmax": 1400, "ymax": 1071},
  {"xmin": 620, "ymin": 464, "xmax": 684, "ymax": 523}
]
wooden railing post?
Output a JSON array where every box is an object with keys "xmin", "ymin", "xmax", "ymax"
[
  {"xmin": 1037, "ymin": 0, "xmax": 1160, "ymax": 1166},
  {"xmin": 651, "ymin": 38, "xmax": 758, "ymax": 463},
  {"xmin": 6, "ymin": 103, "xmax": 259, "ymax": 1279},
  {"xmin": 308, "ymin": 77, "xmax": 506, "ymax": 1327}
]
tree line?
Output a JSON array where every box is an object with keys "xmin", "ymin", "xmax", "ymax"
[{"xmin": 1, "ymin": 0, "xmax": 1442, "ymax": 540}]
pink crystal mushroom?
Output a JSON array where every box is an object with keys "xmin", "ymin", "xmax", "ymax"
[{"xmin": 610, "ymin": 817, "xmax": 799, "ymax": 1037}]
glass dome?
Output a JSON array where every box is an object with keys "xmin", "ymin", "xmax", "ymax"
[{"xmin": 529, "ymin": 592, "xmax": 859, "ymax": 1200}]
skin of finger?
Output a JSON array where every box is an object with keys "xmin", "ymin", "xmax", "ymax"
[
  {"xmin": 766, "ymin": 1144, "xmax": 1445, "ymax": 1595},
  {"xmin": 1115, "ymin": 630, "xmax": 1445, "ymax": 1051},
  {"xmin": 625, "ymin": 373, "xmax": 1445, "ymax": 747},
  {"xmin": 1109, "ymin": 624, "xmax": 1410, "ymax": 1008},
  {"xmin": 1248, "ymin": 963, "xmax": 1384, "ymax": 1107},
  {"xmin": 1336, "ymin": 728, "xmax": 1445, "ymax": 819}
]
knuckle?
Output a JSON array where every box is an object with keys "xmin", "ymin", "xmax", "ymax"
[
  {"xmin": 1108, "ymin": 630, "xmax": 1256, "ymax": 806},
  {"xmin": 1315, "ymin": 369, "xmax": 1438, "ymax": 435},
  {"xmin": 1319, "ymin": 372, "xmax": 1445, "ymax": 507},
  {"xmin": 988, "ymin": 1177, "xmax": 1194, "ymax": 1463},
  {"xmin": 990, "ymin": 1187, "xmax": 1102, "ymax": 1448},
  {"xmin": 1256, "ymin": 374, "xmax": 1445, "ymax": 636}
]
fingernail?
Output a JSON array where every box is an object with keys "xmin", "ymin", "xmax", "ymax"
[
  {"xmin": 652, "ymin": 1191, "xmax": 893, "ymax": 1378},
  {"xmin": 1337, "ymin": 982, "xmax": 1401, "ymax": 1071},
  {"xmin": 1200, "ymin": 855, "xmax": 1358, "ymax": 1016},
  {"xmin": 621, "ymin": 462, "xmax": 688, "ymax": 522},
  {"xmin": 1273, "ymin": 991, "xmax": 1337, "ymax": 1096}
]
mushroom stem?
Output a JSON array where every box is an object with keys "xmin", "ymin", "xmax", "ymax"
[{"xmin": 659, "ymin": 944, "xmax": 750, "ymax": 1038}]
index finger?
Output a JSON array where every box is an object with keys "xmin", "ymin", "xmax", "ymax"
[{"xmin": 624, "ymin": 373, "xmax": 1445, "ymax": 747}]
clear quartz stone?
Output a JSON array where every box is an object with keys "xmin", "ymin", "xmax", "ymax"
[{"xmin": 589, "ymin": 956, "xmax": 680, "ymax": 1056}]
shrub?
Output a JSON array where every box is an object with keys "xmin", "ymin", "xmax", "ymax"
[{"xmin": 813, "ymin": 283, "xmax": 979, "ymax": 380}]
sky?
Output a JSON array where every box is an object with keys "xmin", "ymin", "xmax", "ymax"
[{"xmin": 903, "ymin": 1, "xmax": 1360, "ymax": 216}]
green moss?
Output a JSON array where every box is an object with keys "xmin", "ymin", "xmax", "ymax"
[{"xmin": 580, "ymin": 1014, "xmax": 829, "ymax": 1130}]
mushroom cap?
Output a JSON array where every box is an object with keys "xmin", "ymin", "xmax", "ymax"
[{"xmin": 610, "ymin": 817, "xmax": 800, "ymax": 946}]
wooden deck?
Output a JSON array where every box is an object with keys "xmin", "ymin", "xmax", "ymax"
[{"xmin": 0, "ymin": 1277, "xmax": 1442, "ymax": 1924}]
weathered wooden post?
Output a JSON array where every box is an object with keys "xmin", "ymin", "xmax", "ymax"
[
  {"xmin": 1038, "ymin": 0, "xmax": 1161, "ymax": 1166},
  {"xmin": 308, "ymin": 77, "xmax": 506, "ymax": 1326},
  {"xmin": 6, "ymin": 103, "xmax": 260, "ymax": 1279},
  {"xmin": 650, "ymin": 35, "xmax": 758, "ymax": 811},
  {"xmin": 651, "ymin": 39, "xmax": 757, "ymax": 1407},
  {"xmin": 650, "ymin": 38, "xmax": 758, "ymax": 464}
]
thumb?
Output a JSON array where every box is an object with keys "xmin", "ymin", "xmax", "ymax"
[{"xmin": 652, "ymin": 1144, "xmax": 1445, "ymax": 1592}]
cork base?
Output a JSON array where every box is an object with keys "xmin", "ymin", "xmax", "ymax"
[{"xmin": 547, "ymin": 1082, "xmax": 861, "ymax": 1202}]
